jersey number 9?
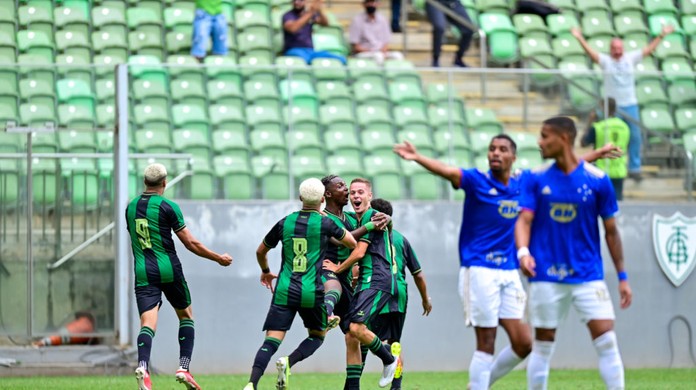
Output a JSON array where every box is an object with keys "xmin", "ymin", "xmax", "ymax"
[
  {"xmin": 292, "ymin": 238, "xmax": 308, "ymax": 273},
  {"xmin": 135, "ymin": 218, "xmax": 153, "ymax": 250}
]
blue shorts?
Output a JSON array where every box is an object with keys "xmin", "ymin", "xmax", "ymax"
[{"xmin": 191, "ymin": 9, "xmax": 228, "ymax": 57}]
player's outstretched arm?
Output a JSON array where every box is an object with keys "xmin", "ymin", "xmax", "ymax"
[
  {"xmin": 256, "ymin": 242, "xmax": 278, "ymax": 292},
  {"xmin": 394, "ymin": 141, "xmax": 462, "ymax": 188},
  {"xmin": 339, "ymin": 228, "xmax": 357, "ymax": 249},
  {"xmin": 580, "ymin": 143, "xmax": 622, "ymax": 163},
  {"xmin": 324, "ymin": 241, "xmax": 367, "ymax": 274},
  {"xmin": 175, "ymin": 227, "xmax": 233, "ymax": 266},
  {"xmin": 515, "ymin": 210, "xmax": 537, "ymax": 278},
  {"xmin": 571, "ymin": 27, "xmax": 600, "ymax": 64},
  {"xmin": 603, "ymin": 217, "xmax": 632, "ymax": 309},
  {"xmin": 412, "ymin": 272, "xmax": 432, "ymax": 316},
  {"xmin": 643, "ymin": 25, "xmax": 674, "ymax": 57}
]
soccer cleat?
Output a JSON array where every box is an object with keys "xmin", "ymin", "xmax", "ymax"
[
  {"xmin": 175, "ymin": 368, "xmax": 202, "ymax": 390},
  {"xmin": 327, "ymin": 315, "xmax": 341, "ymax": 331},
  {"xmin": 243, "ymin": 383, "xmax": 255, "ymax": 390},
  {"xmin": 276, "ymin": 356, "xmax": 291, "ymax": 390},
  {"xmin": 135, "ymin": 366, "xmax": 152, "ymax": 390},
  {"xmin": 379, "ymin": 341, "xmax": 401, "ymax": 388}
]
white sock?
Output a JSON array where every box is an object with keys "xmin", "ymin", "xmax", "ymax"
[
  {"xmin": 527, "ymin": 340, "xmax": 555, "ymax": 390},
  {"xmin": 468, "ymin": 350, "xmax": 494, "ymax": 390},
  {"xmin": 593, "ymin": 331, "xmax": 624, "ymax": 390},
  {"xmin": 489, "ymin": 345, "xmax": 524, "ymax": 386}
]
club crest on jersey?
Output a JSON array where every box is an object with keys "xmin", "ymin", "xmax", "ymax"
[
  {"xmin": 497, "ymin": 200, "xmax": 519, "ymax": 219},
  {"xmin": 488, "ymin": 188, "xmax": 498, "ymax": 196},
  {"xmin": 549, "ymin": 203, "xmax": 576, "ymax": 223},
  {"xmin": 652, "ymin": 212, "xmax": 696, "ymax": 287},
  {"xmin": 541, "ymin": 186, "xmax": 552, "ymax": 195}
]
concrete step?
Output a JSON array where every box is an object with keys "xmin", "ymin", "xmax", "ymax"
[{"xmin": 0, "ymin": 345, "xmax": 133, "ymax": 377}]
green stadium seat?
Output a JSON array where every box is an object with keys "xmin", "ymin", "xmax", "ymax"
[
  {"xmin": 58, "ymin": 103, "xmax": 95, "ymax": 131},
  {"xmin": 246, "ymin": 104, "xmax": 283, "ymax": 135},
  {"xmin": 316, "ymin": 81, "xmax": 352, "ymax": 106},
  {"xmin": 285, "ymin": 105, "xmax": 320, "ymax": 133},
  {"xmin": 634, "ymin": 57, "xmax": 661, "ymax": 83},
  {"xmin": 405, "ymin": 163, "xmax": 442, "ymax": 200},
  {"xmin": 166, "ymin": 31, "xmax": 193, "ymax": 55},
  {"xmin": 237, "ymin": 30, "xmax": 272, "ymax": 57},
  {"xmin": 397, "ymin": 128, "xmax": 435, "ymax": 156},
  {"xmin": 129, "ymin": 30, "xmax": 164, "ymax": 60},
  {"xmin": 644, "ymin": 0, "xmax": 678, "ymax": 17},
  {"xmin": 96, "ymin": 104, "xmax": 114, "ymax": 128},
  {"xmin": 19, "ymin": 78, "xmax": 55, "ymax": 107},
  {"xmin": 251, "ymin": 155, "xmax": 290, "ymax": 200},
  {"xmin": 204, "ymin": 55, "xmax": 242, "ymax": 85},
  {"xmin": 520, "ymin": 37, "xmax": 558, "ymax": 87},
  {"xmin": 623, "ymin": 34, "xmax": 648, "ymax": 52},
  {"xmin": 276, "ymin": 55, "xmax": 313, "ymax": 83},
  {"xmin": 28, "ymin": 131, "xmax": 58, "ymax": 153},
  {"xmin": 130, "ymin": 0, "xmax": 163, "ymax": 15},
  {"xmin": 353, "ymin": 79, "xmax": 390, "ymax": 110},
  {"xmin": 479, "ymin": 13, "xmax": 519, "ymax": 64},
  {"xmin": 426, "ymin": 83, "xmax": 466, "ymax": 112},
  {"xmin": 0, "ymin": 31, "xmax": 16, "ymax": 61},
  {"xmin": 173, "ymin": 128, "xmax": 211, "ymax": 160},
  {"xmin": 134, "ymin": 103, "xmax": 170, "ymax": 130},
  {"xmin": 581, "ymin": 14, "xmax": 615, "ymax": 40},
  {"xmin": 393, "ymin": 105, "xmax": 429, "ymax": 133},
  {"xmin": 164, "ymin": 3, "xmax": 195, "ymax": 32},
  {"xmin": 17, "ymin": 53, "xmax": 55, "ymax": 86},
  {"xmin": 364, "ymin": 153, "xmax": 404, "ymax": 200},
  {"xmin": 347, "ymin": 57, "xmax": 381, "ymax": 80},
  {"xmin": 55, "ymin": 53, "xmax": 93, "ymax": 85},
  {"xmin": 31, "ymin": 158, "xmax": 59, "ymax": 206},
  {"xmin": 661, "ymin": 58, "xmax": 695, "ymax": 85},
  {"xmin": 520, "ymin": 36, "xmax": 553, "ymax": 57},
  {"xmin": 127, "ymin": 7, "xmax": 163, "ymax": 37},
  {"xmin": 433, "ymin": 128, "xmax": 471, "ymax": 156},
  {"xmin": 170, "ymin": 78, "xmax": 206, "ymax": 106},
  {"xmin": 172, "ymin": 103, "xmax": 210, "ymax": 134},
  {"xmin": 244, "ymin": 79, "xmax": 280, "ymax": 107},
  {"xmin": 18, "ymin": 2, "xmax": 54, "ymax": 37},
  {"xmin": 361, "ymin": 128, "xmax": 396, "ymax": 154},
  {"xmin": 547, "ymin": 13, "xmax": 579, "ymax": 38},
  {"xmin": 614, "ymin": 14, "xmax": 649, "ymax": 37},
  {"xmin": 326, "ymin": 154, "xmax": 364, "ymax": 183},
  {"xmin": 0, "ymin": 159, "xmax": 20, "ymax": 207},
  {"xmin": 648, "ymin": 14, "xmax": 683, "ymax": 38},
  {"xmin": 319, "ymin": 103, "xmax": 356, "ymax": 133},
  {"xmin": 55, "ymin": 4, "xmax": 90, "ymax": 35},
  {"xmin": 92, "ymin": 4, "xmax": 127, "ymax": 36},
  {"xmin": 676, "ymin": 108, "xmax": 696, "ymax": 132},
  {"xmin": 476, "ymin": 0, "xmax": 511, "ymax": 14},
  {"xmin": 57, "ymin": 126, "xmax": 97, "ymax": 151},
  {"xmin": 582, "ymin": 0, "xmax": 611, "ymax": 13},
  {"xmin": 287, "ymin": 128, "xmax": 324, "ymax": 159},
  {"xmin": 514, "ymin": 151, "xmax": 544, "ymax": 170},
  {"xmin": 132, "ymin": 79, "xmax": 169, "ymax": 107},
  {"xmin": 207, "ymin": 79, "xmax": 243, "ymax": 107},
  {"xmin": 238, "ymin": 54, "xmax": 275, "ymax": 83},
  {"xmin": 56, "ymin": 79, "xmax": 95, "ymax": 111},
  {"xmin": 0, "ymin": 2, "xmax": 17, "ymax": 37},
  {"xmin": 548, "ymin": 0, "xmax": 577, "ymax": 13},
  {"xmin": 135, "ymin": 128, "xmax": 172, "ymax": 153},
  {"xmin": 184, "ymin": 163, "xmax": 217, "ymax": 200},
  {"xmin": 234, "ymin": 8, "xmax": 270, "ymax": 32},
  {"xmin": 279, "ymin": 79, "xmax": 318, "ymax": 111},
  {"xmin": 17, "ymin": 30, "xmax": 54, "ymax": 59},
  {"xmin": 668, "ymin": 83, "xmax": 696, "ymax": 107},
  {"xmin": 95, "ymin": 78, "xmax": 114, "ymax": 103},
  {"xmin": 610, "ymin": 0, "xmax": 644, "ymax": 18},
  {"xmin": 250, "ymin": 128, "xmax": 287, "ymax": 162},
  {"xmin": 324, "ymin": 128, "xmax": 362, "ymax": 160},
  {"xmin": 212, "ymin": 129, "xmax": 251, "ymax": 159},
  {"xmin": 311, "ymin": 57, "xmax": 348, "ymax": 81},
  {"xmin": 356, "ymin": 105, "xmax": 392, "ymax": 130},
  {"xmin": 384, "ymin": 59, "xmax": 421, "ymax": 84},
  {"xmin": 654, "ymin": 39, "xmax": 690, "ymax": 61},
  {"xmin": 167, "ymin": 55, "xmax": 204, "ymax": 84},
  {"xmin": 683, "ymin": 15, "xmax": 696, "ymax": 36},
  {"xmin": 128, "ymin": 55, "xmax": 169, "ymax": 85},
  {"xmin": 513, "ymin": 14, "xmax": 549, "ymax": 39},
  {"xmin": 559, "ymin": 60, "xmax": 598, "ymax": 113},
  {"xmin": 429, "ymin": 105, "xmax": 466, "ymax": 128},
  {"xmin": 313, "ymin": 27, "xmax": 348, "ymax": 56},
  {"xmin": 209, "ymin": 103, "xmax": 246, "ymax": 131},
  {"xmin": 20, "ymin": 101, "xmax": 56, "ymax": 127},
  {"xmin": 213, "ymin": 155, "xmax": 255, "ymax": 200},
  {"xmin": 388, "ymin": 81, "xmax": 426, "ymax": 111},
  {"xmin": 641, "ymin": 107, "xmax": 676, "ymax": 135},
  {"xmin": 92, "ymin": 30, "xmax": 128, "ymax": 58},
  {"xmin": 465, "ymin": 107, "xmax": 503, "ymax": 134},
  {"xmin": 55, "ymin": 30, "xmax": 91, "ymax": 59}
]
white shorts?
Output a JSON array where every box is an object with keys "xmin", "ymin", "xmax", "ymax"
[
  {"xmin": 528, "ymin": 281, "xmax": 616, "ymax": 329},
  {"xmin": 458, "ymin": 266, "xmax": 526, "ymax": 328}
]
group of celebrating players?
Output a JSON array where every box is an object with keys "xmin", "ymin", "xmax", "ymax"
[{"xmin": 127, "ymin": 116, "xmax": 632, "ymax": 390}]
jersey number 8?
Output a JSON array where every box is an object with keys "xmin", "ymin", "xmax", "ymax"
[{"xmin": 292, "ymin": 238, "xmax": 308, "ymax": 273}]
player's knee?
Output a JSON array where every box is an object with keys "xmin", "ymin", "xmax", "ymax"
[{"xmin": 348, "ymin": 322, "xmax": 364, "ymax": 337}]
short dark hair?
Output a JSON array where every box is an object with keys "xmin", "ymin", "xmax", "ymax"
[
  {"xmin": 490, "ymin": 134, "xmax": 517, "ymax": 155},
  {"xmin": 321, "ymin": 174, "xmax": 339, "ymax": 189},
  {"xmin": 370, "ymin": 198, "xmax": 392, "ymax": 216},
  {"xmin": 542, "ymin": 116, "xmax": 577, "ymax": 144}
]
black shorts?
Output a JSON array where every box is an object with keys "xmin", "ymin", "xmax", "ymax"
[
  {"xmin": 349, "ymin": 288, "xmax": 392, "ymax": 326},
  {"xmin": 135, "ymin": 279, "xmax": 191, "ymax": 315},
  {"xmin": 262, "ymin": 302, "xmax": 327, "ymax": 332},
  {"xmin": 369, "ymin": 312, "xmax": 406, "ymax": 342}
]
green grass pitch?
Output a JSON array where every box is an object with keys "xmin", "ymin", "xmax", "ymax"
[{"xmin": 2, "ymin": 369, "xmax": 695, "ymax": 389}]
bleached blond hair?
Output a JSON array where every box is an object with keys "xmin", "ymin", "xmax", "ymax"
[
  {"xmin": 144, "ymin": 163, "xmax": 167, "ymax": 186},
  {"xmin": 299, "ymin": 178, "xmax": 325, "ymax": 205}
]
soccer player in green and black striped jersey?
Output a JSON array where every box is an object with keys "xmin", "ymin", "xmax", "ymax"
[
  {"xmin": 244, "ymin": 178, "xmax": 357, "ymax": 390},
  {"xmin": 362, "ymin": 198, "xmax": 432, "ymax": 390},
  {"xmin": 126, "ymin": 163, "xmax": 233, "ymax": 390},
  {"xmin": 324, "ymin": 178, "xmax": 401, "ymax": 389}
]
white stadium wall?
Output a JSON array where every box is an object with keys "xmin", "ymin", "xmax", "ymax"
[{"xmin": 132, "ymin": 202, "xmax": 696, "ymax": 374}]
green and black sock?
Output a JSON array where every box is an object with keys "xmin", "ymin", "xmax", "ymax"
[
  {"xmin": 249, "ymin": 337, "xmax": 281, "ymax": 386},
  {"xmin": 137, "ymin": 326, "xmax": 155, "ymax": 371},
  {"xmin": 178, "ymin": 319, "xmax": 195, "ymax": 370}
]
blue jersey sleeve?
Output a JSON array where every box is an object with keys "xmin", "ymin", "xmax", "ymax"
[
  {"xmin": 518, "ymin": 170, "xmax": 537, "ymax": 212},
  {"xmin": 597, "ymin": 175, "xmax": 619, "ymax": 219},
  {"xmin": 459, "ymin": 168, "xmax": 475, "ymax": 192}
]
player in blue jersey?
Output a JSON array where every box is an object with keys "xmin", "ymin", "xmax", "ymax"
[
  {"xmin": 394, "ymin": 136, "xmax": 620, "ymax": 390},
  {"xmin": 515, "ymin": 116, "xmax": 632, "ymax": 390}
]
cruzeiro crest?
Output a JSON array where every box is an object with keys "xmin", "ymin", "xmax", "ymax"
[{"xmin": 652, "ymin": 212, "xmax": 696, "ymax": 287}]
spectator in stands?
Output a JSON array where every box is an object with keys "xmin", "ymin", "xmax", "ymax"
[
  {"xmin": 349, "ymin": 0, "xmax": 404, "ymax": 65},
  {"xmin": 571, "ymin": 25, "xmax": 674, "ymax": 182},
  {"xmin": 391, "ymin": 0, "xmax": 402, "ymax": 32},
  {"xmin": 426, "ymin": 0, "xmax": 474, "ymax": 67},
  {"xmin": 191, "ymin": 0, "xmax": 229, "ymax": 62},
  {"xmin": 581, "ymin": 98, "xmax": 630, "ymax": 200},
  {"xmin": 283, "ymin": 0, "xmax": 347, "ymax": 64}
]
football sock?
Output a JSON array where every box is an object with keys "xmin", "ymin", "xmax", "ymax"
[
  {"xmin": 527, "ymin": 340, "xmax": 555, "ymax": 390},
  {"xmin": 249, "ymin": 337, "xmax": 281, "ymax": 385},
  {"xmin": 468, "ymin": 350, "xmax": 494, "ymax": 390},
  {"xmin": 593, "ymin": 331, "xmax": 624, "ymax": 390},
  {"xmin": 345, "ymin": 364, "xmax": 362, "ymax": 390},
  {"xmin": 324, "ymin": 289, "xmax": 341, "ymax": 317},
  {"xmin": 489, "ymin": 345, "xmax": 524, "ymax": 385},
  {"xmin": 368, "ymin": 336, "xmax": 395, "ymax": 365},
  {"xmin": 178, "ymin": 319, "xmax": 195, "ymax": 370},
  {"xmin": 391, "ymin": 375, "xmax": 403, "ymax": 389},
  {"xmin": 288, "ymin": 335, "xmax": 324, "ymax": 367},
  {"xmin": 359, "ymin": 345, "xmax": 369, "ymax": 374},
  {"xmin": 137, "ymin": 326, "xmax": 155, "ymax": 371}
]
